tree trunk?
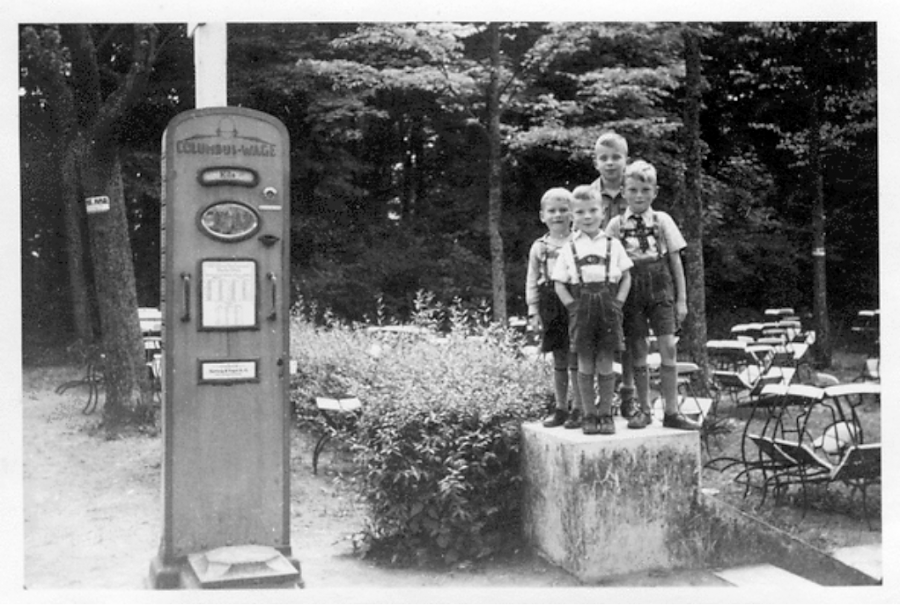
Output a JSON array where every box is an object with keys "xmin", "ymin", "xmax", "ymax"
[
  {"xmin": 487, "ymin": 22, "xmax": 507, "ymax": 324},
  {"xmin": 680, "ymin": 27, "xmax": 709, "ymax": 381},
  {"xmin": 810, "ymin": 91, "xmax": 831, "ymax": 366},
  {"xmin": 60, "ymin": 140, "xmax": 96, "ymax": 344},
  {"xmin": 77, "ymin": 135, "xmax": 149, "ymax": 427}
]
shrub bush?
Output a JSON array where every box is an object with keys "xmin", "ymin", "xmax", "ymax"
[{"xmin": 289, "ymin": 295, "xmax": 552, "ymax": 567}]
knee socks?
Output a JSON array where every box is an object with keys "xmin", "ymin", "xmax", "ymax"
[
  {"xmin": 660, "ymin": 363, "xmax": 678, "ymax": 415},
  {"xmin": 634, "ymin": 365, "xmax": 651, "ymax": 414},
  {"xmin": 619, "ymin": 384, "xmax": 635, "ymax": 407},
  {"xmin": 553, "ymin": 368, "xmax": 568, "ymax": 410},
  {"xmin": 568, "ymin": 367, "xmax": 582, "ymax": 411},
  {"xmin": 597, "ymin": 372, "xmax": 616, "ymax": 417},
  {"xmin": 578, "ymin": 372, "xmax": 597, "ymax": 417}
]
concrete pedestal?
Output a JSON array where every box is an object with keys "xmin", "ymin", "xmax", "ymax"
[
  {"xmin": 149, "ymin": 545, "xmax": 301, "ymax": 589},
  {"xmin": 521, "ymin": 418, "xmax": 700, "ymax": 582}
]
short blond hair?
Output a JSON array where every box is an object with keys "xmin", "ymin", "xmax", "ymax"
[
  {"xmin": 540, "ymin": 187, "xmax": 573, "ymax": 209},
  {"xmin": 624, "ymin": 159, "xmax": 657, "ymax": 186},
  {"xmin": 594, "ymin": 131, "xmax": 628, "ymax": 157},
  {"xmin": 571, "ymin": 184, "xmax": 599, "ymax": 203}
]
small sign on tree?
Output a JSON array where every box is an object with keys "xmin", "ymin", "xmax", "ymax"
[{"xmin": 85, "ymin": 195, "xmax": 110, "ymax": 214}]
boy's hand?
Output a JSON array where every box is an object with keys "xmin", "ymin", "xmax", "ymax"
[
  {"xmin": 675, "ymin": 301, "xmax": 688, "ymax": 323},
  {"xmin": 529, "ymin": 314, "xmax": 543, "ymax": 333}
]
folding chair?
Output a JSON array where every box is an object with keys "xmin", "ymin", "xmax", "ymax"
[
  {"xmin": 707, "ymin": 340, "xmax": 794, "ymax": 408},
  {"xmin": 766, "ymin": 437, "xmax": 835, "ymax": 510},
  {"xmin": 854, "ymin": 357, "xmax": 880, "ymax": 384},
  {"xmin": 737, "ymin": 434, "xmax": 808, "ymax": 506},
  {"xmin": 55, "ymin": 345, "xmax": 105, "ymax": 414},
  {"xmin": 312, "ymin": 395, "xmax": 363, "ymax": 475},
  {"xmin": 830, "ymin": 443, "xmax": 881, "ymax": 529}
]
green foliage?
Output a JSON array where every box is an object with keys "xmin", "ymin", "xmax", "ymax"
[
  {"xmin": 291, "ymin": 220, "xmax": 492, "ymax": 323},
  {"xmin": 289, "ymin": 295, "xmax": 550, "ymax": 566}
]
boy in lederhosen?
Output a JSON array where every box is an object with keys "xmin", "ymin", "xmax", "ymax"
[
  {"xmin": 526, "ymin": 188, "xmax": 582, "ymax": 428},
  {"xmin": 553, "ymin": 187, "xmax": 632, "ymax": 435},
  {"xmin": 606, "ymin": 160, "xmax": 700, "ymax": 430}
]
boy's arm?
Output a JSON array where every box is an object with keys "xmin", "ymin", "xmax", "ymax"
[
  {"xmin": 550, "ymin": 241, "xmax": 576, "ymax": 308},
  {"xmin": 616, "ymin": 270, "xmax": 631, "ymax": 305},
  {"xmin": 668, "ymin": 250, "xmax": 688, "ymax": 322},
  {"xmin": 554, "ymin": 281, "xmax": 576, "ymax": 309},
  {"xmin": 525, "ymin": 241, "xmax": 541, "ymax": 318}
]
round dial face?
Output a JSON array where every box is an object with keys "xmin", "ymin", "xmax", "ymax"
[{"xmin": 198, "ymin": 201, "xmax": 260, "ymax": 242}]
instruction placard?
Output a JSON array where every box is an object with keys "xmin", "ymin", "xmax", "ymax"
[{"xmin": 200, "ymin": 259, "xmax": 257, "ymax": 328}]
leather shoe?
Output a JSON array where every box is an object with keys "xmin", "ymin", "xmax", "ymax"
[
  {"xmin": 663, "ymin": 413, "xmax": 702, "ymax": 431},
  {"xmin": 598, "ymin": 415, "xmax": 616, "ymax": 435},
  {"xmin": 542, "ymin": 409, "xmax": 567, "ymax": 428},
  {"xmin": 627, "ymin": 411, "xmax": 651, "ymax": 429},
  {"xmin": 564, "ymin": 408, "xmax": 582, "ymax": 429},
  {"xmin": 582, "ymin": 414, "xmax": 600, "ymax": 435}
]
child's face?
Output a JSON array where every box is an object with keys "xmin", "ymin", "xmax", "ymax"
[
  {"xmin": 540, "ymin": 198, "xmax": 571, "ymax": 231},
  {"xmin": 594, "ymin": 143, "xmax": 627, "ymax": 183},
  {"xmin": 623, "ymin": 176, "xmax": 657, "ymax": 215},
  {"xmin": 572, "ymin": 197, "xmax": 604, "ymax": 235}
]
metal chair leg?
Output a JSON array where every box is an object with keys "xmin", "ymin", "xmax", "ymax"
[{"xmin": 312, "ymin": 433, "xmax": 332, "ymax": 475}]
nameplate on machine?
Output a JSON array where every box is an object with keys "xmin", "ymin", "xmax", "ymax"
[{"xmin": 199, "ymin": 359, "xmax": 259, "ymax": 384}]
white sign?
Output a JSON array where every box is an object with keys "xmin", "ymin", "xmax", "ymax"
[
  {"xmin": 201, "ymin": 260, "xmax": 257, "ymax": 328},
  {"xmin": 200, "ymin": 360, "xmax": 258, "ymax": 382},
  {"xmin": 85, "ymin": 195, "xmax": 110, "ymax": 214}
]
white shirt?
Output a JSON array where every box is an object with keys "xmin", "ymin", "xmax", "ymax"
[{"xmin": 552, "ymin": 230, "xmax": 633, "ymax": 285}]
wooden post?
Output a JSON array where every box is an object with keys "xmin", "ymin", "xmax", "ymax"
[{"xmin": 189, "ymin": 22, "xmax": 227, "ymax": 108}]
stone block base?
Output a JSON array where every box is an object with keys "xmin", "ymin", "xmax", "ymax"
[{"xmin": 522, "ymin": 417, "xmax": 700, "ymax": 582}]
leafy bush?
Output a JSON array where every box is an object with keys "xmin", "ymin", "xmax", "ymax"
[{"xmin": 289, "ymin": 294, "xmax": 552, "ymax": 566}]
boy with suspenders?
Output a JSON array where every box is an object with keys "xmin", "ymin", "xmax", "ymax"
[
  {"xmin": 606, "ymin": 160, "xmax": 700, "ymax": 430},
  {"xmin": 553, "ymin": 186, "xmax": 632, "ymax": 435},
  {"xmin": 526, "ymin": 188, "xmax": 582, "ymax": 428}
]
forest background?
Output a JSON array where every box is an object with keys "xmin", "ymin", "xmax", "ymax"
[{"xmin": 20, "ymin": 21, "xmax": 877, "ymax": 367}]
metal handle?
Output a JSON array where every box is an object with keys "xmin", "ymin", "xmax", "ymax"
[
  {"xmin": 180, "ymin": 273, "xmax": 191, "ymax": 322},
  {"xmin": 267, "ymin": 272, "xmax": 277, "ymax": 321}
]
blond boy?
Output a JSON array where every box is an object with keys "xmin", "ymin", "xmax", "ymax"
[
  {"xmin": 590, "ymin": 131, "xmax": 638, "ymax": 418},
  {"xmin": 553, "ymin": 186, "xmax": 632, "ymax": 435},
  {"xmin": 526, "ymin": 188, "xmax": 582, "ymax": 428},
  {"xmin": 606, "ymin": 160, "xmax": 699, "ymax": 430}
]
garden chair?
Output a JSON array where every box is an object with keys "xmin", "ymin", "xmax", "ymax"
[
  {"xmin": 854, "ymin": 357, "xmax": 880, "ymax": 384},
  {"xmin": 759, "ymin": 437, "xmax": 836, "ymax": 510},
  {"xmin": 830, "ymin": 443, "xmax": 881, "ymax": 529},
  {"xmin": 759, "ymin": 439, "xmax": 881, "ymax": 528},
  {"xmin": 736, "ymin": 434, "xmax": 827, "ymax": 507},
  {"xmin": 667, "ymin": 361, "xmax": 726, "ymax": 454},
  {"xmin": 707, "ymin": 340, "xmax": 793, "ymax": 408},
  {"xmin": 704, "ymin": 383, "xmax": 822, "ymax": 501},
  {"xmin": 55, "ymin": 344, "xmax": 105, "ymax": 414},
  {"xmin": 312, "ymin": 395, "xmax": 363, "ymax": 475}
]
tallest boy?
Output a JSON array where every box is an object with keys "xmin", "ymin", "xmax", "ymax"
[{"xmin": 588, "ymin": 132, "xmax": 636, "ymax": 419}]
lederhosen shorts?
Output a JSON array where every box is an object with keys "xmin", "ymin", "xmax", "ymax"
[
  {"xmin": 570, "ymin": 282, "xmax": 625, "ymax": 356},
  {"xmin": 538, "ymin": 281, "xmax": 569, "ymax": 353},
  {"xmin": 623, "ymin": 257, "xmax": 676, "ymax": 338},
  {"xmin": 567, "ymin": 239, "xmax": 625, "ymax": 356}
]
